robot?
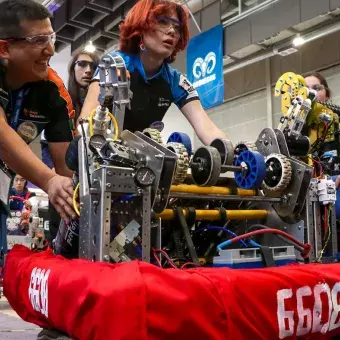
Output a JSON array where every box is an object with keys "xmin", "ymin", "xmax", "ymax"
[
  {"xmin": 4, "ymin": 56, "xmax": 340, "ymax": 340},
  {"xmin": 51, "ymin": 56, "xmax": 339, "ymax": 269}
]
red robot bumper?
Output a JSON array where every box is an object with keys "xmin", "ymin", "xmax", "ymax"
[{"xmin": 3, "ymin": 245, "xmax": 340, "ymax": 340}]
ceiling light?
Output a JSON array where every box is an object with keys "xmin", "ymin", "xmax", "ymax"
[
  {"xmin": 276, "ymin": 46, "xmax": 298, "ymax": 57},
  {"xmin": 292, "ymin": 35, "xmax": 306, "ymax": 47},
  {"xmin": 84, "ymin": 40, "xmax": 96, "ymax": 53}
]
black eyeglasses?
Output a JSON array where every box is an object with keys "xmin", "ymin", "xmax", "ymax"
[
  {"xmin": 75, "ymin": 60, "xmax": 96, "ymax": 71},
  {"xmin": 3, "ymin": 32, "xmax": 56, "ymax": 48}
]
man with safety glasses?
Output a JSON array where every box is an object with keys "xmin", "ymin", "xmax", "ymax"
[{"xmin": 0, "ymin": 0, "xmax": 76, "ymax": 235}]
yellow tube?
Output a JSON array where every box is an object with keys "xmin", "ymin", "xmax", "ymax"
[
  {"xmin": 89, "ymin": 109, "xmax": 96, "ymax": 137},
  {"xmin": 170, "ymin": 184, "xmax": 256, "ymax": 196},
  {"xmin": 107, "ymin": 112, "xmax": 119, "ymax": 141},
  {"xmin": 73, "ymin": 183, "xmax": 80, "ymax": 216},
  {"xmin": 89, "ymin": 109, "xmax": 119, "ymax": 140},
  {"xmin": 156, "ymin": 209, "xmax": 267, "ymax": 221},
  {"xmin": 307, "ymin": 155, "xmax": 313, "ymax": 167}
]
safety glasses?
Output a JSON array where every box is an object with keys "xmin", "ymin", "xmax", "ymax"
[
  {"xmin": 14, "ymin": 178, "xmax": 25, "ymax": 183},
  {"xmin": 309, "ymin": 84, "xmax": 325, "ymax": 92},
  {"xmin": 3, "ymin": 32, "xmax": 56, "ymax": 48},
  {"xmin": 156, "ymin": 16, "xmax": 181, "ymax": 38},
  {"xmin": 75, "ymin": 60, "xmax": 96, "ymax": 71}
]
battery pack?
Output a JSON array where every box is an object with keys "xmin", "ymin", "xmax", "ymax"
[{"xmin": 213, "ymin": 246, "xmax": 296, "ymax": 268}]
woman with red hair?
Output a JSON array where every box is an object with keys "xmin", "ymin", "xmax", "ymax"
[{"xmin": 80, "ymin": 0, "xmax": 226, "ymax": 145}]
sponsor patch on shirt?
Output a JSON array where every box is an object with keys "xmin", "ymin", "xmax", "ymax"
[
  {"xmin": 23, "ymin": 108, "xmax": 47, "ymax": 120},
  {"xmin": 179, "ymin": 74, "xmax": 198, "ymax": 99},
  {"xmin": 17, "ymin": 121, "xmax": 38, "ymax": 142},
  {"xmin": 158, "ymin": 98, "xmax": 171, "ymax": 108}
]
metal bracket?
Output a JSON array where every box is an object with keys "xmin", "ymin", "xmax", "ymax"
[
  {"xmin": 98, "ymin": 54, "xmax": 132, "ymax": 134},
  {"xmin": 265, "ymin": 157, "xmax": 313, "ymax": 223},
  {"xmin": 135, "ymin": 131, "xmax": 177, "ymax": 213},
  {"xmin": 141, "ymin": 186, "xmax": 152, "ymax": 262},
  {"xmin": 274, "ymin": 128, "xmax": 290, "ymax": 157},
  {"xmin": 255, "ymin": 128, "xmax": 281, "ymax": 156}
]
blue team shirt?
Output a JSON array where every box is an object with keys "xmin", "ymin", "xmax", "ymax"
[{"xmin": 93, "ymin": 51, "xmax": 199, "ymax": 132}]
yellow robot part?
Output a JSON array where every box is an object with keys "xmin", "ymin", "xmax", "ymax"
[
  {"xmin": 274, "ymin": 72, "xmax": 302, "ymax": 98},
  {"xmin": 297, "ymin": 74, "xmax": 306, "ymax": 87},
  {"xmin": 297, "ymin": 87, "xmax": 308, "ymax": 100},
  {"xmin": 307, "ymin": 102, "xmax": 339, "ymax": 145},
  {"xmin": 275, "ymin": 72, "xmax": 307, "ymax": 115}
]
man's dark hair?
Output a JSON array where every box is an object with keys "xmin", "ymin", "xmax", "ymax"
[{"xmin": 0, "ymin": 0, "xmax": 51, "ymax": 39}]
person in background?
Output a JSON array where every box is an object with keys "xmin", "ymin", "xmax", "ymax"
[
  {"xmin": 68, "ymin": 50, "xmax": 100, "ymax": 120},
  {"xmin": 304, "ymin": 72, "xmax": 340, "ymax": 188},
  {"xmin": 8, "ymin": 174, "xmax": 38, "ymax": 235},
  {"xmin": 79, "ymin": 0, "xmax": 227, "ymax": 145},
  {"xmin": 40, "ymin": 50, "xmax": 99, "ymax": 166},
  {"xmin": 40, "ymin": 50, "xmax": 99, "ymax": 242},
  {"xmin": 305, "ymin": 72, "xmax": 331, "ymax": 103},
  {"xmin": 9, "ymin": 174, "xmax": 37, "ymax": 212}
]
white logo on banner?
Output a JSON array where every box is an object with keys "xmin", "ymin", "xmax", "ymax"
[
  {"xmin": 28, "ymin": 267, "xmax": 50, "ymax": 318},
  {"xmin": 192, "ymin": 52, "xmax": 217, "ymax": 88}
]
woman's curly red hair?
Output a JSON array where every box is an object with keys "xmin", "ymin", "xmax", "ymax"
[{"xmin": 119, "ymin": 0, "xmax": 190, "ymax": 63}]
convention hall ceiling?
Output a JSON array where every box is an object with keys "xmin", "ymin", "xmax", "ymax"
[{"xmin": 48, "ymin": 0, "xmax": 340, "ymax": 70}]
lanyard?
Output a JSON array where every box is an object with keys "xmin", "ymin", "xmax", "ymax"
[
  {"xmin": 10, "ymin": 88, "xmax": 29, "ymax": 130},
  {"xmin": 9, "ymin": 190, "xmax": 31, "ymax": 201}
]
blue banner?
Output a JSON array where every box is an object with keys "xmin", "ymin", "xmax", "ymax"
[{"xmin": 186, "ymin": 24, "xmax": 224, "ymax": 110}]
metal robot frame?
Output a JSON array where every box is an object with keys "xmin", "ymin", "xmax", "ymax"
[
  {"xmin": 76, "ymin": 54, "xmax": 177, "ymax": 263},
  {"xmin": 73, "ymin": 55, "xmax": 338, "ymax": 267}
]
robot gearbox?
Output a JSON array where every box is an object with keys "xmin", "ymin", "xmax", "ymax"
[{"xmin": 4, "ymin": 56, "xmax": 340, "ymax": 340}]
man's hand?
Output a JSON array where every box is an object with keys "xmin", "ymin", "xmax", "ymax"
[
  {"xmin": 46, "ymin": 175, "xmax": 76, "ymax": 222},
  {"xmin": 335, "ymin": 176, "xmax": 340, "ymax": 189}
]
